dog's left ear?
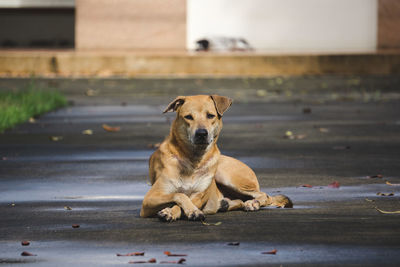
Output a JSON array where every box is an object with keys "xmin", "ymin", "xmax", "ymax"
[
  {"xmin": 210, "ymin": 95, "xmax": 232, "ymax": 117},
  {"xmin": 163, "ymin": 96, "xmax": 185, "ymax": 113}
]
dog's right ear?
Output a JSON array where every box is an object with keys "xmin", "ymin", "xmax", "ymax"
[{"xmin": 163, "ymin": 96, "xmax": 185, "ymax": 113}]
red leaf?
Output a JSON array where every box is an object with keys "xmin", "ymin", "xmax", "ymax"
[
  {"xmin": 301, "ymin": 184, "xmax": 313, "ymax": 188},
  {"xmin": 261, "ymin": 249, "xmax": 277, "ymax": 255},
  {"xmin": 21, "ymin": 241, "xmax": 30, "ymax": 246},
  {"xmin": 148, "ymin": 258, "xmax": 157, "ymax": 263},
  {"xmin": 328, "ymin": 181, "xmax": 340, "ymax": 188},
  {"xmin": 164, "ymin": 251, "xmax": 187, "ymax": 257},
  {"xmin": 117, "ymin": 252, "xmax": 145, "ymax": 256},
  {"xmin": 102, "ymin": 124, "xmax": 121, "ymax": 132},
  {"xmin": 21, "ymin": 251, "xmax": 36, "ymax": 256}
]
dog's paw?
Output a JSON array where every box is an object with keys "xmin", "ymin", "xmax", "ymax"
[
  {"xmin": 218, "ymin": 198, "xmax": 230, "ymax": 212},
  {"xmin": 187, "ymin": 209, "xmax": 205, "ymax": 221},
  {"xmin": 244, "ymin": 199, "xmax": 261, "ymax": 211},
  {"xmin": 270, "ymin": 194, "xmax": 293, "ymax": 208},
  {"xmin": 158, "ymin": 207, "xmax": 177, "ymax": 222}
]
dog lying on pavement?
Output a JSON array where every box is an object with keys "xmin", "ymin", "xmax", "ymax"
[{"xmin": 140, "ymin": 95, "xmax": 292, "ymax": 221}]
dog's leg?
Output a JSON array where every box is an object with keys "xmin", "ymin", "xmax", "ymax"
[{"xmin": 158, "ymin": 205, "xmax": 182, "ymax": 222}]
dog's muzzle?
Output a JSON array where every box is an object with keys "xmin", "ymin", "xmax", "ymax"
[{"xmin": 193, "ymin": 128, "xmax": 209, "ymax": 145}]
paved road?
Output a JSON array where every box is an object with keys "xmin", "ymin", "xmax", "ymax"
[{"xmin": 1, "ymin": 77, "xmax": 400, "ymax": 266}]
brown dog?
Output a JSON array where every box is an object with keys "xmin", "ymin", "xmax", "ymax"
[{"xmin": 140, "ymin": 95, "xmax": 292, "ymax": 221}]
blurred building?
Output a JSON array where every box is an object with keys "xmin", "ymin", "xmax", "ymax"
[{"xmin": 0, "ymin": 0, "xmax": 399, "ymax": 53}]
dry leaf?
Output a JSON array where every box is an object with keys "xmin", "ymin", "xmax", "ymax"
[
  {"xmin": 319, "ymin": 128, "xmax": 329, "ymax": 133},
  {"xmin": 164, "ymin": 251, "xmax": 187, "ymax": 257},
  {"xmin": 376, "ymin": 192, "xmax": 394, "ymax": 196},
  {"xmin": 261, "ymin": 249, "xmax": 277, "ymax": 255},
  {"xmin": 29, "ymin": 117, "xmax": 36, "ymax": 123},
  {"xmin": 102, "ymin": 124, "xmax": 120, "ymax": 132},
  {"xmin": 328, "ymin": 181, "xmax": 340, "ymax": 188},
  {"xmin": 301, "ymin": 184, "xmax": 313, "ymax": 188},
  {"xmin": 21, "ymin": 241, "xmax": 30, "ymax": 246},
  {"xmin": 386, "ymin": 181, "xmax": 400, "ymax": 186},
  {"xmin": 284, "ymin": 131, "xmax": 306, "ymax": 140},
  {"xmin": 148, "ymin": 258, "xmax": 157, "ymax": 263},
  {"xmin": 21, "ymin": 251, "xmax": 36, "ymax": 256},
  {"xmin": 82, "ymin": 129, "xmax": 93, "ymax": 135},
  {"xmin": 117, "ymin": 252, "xmax": 145, "ymax": 256},
  {"xmin": 227, "ymin": 242, "xmax": 240, "ymax": 246},
  {"xmin": 365, "ymin": 198, "xmax": 375, "ymax": 202},
  {"xmin": 201, "ymin": 221, "xmax": 222, "ymax": 226},
  {"xmin": 50, "ymin": 136, "xmax": 63, "ymax": 141},
  {"xmin": 375, "ymin": 207, "xmax": 400, "ymax": 214},
  {"xmin": 72, "ymin": 224, "xmax": 80, "ymax": 228},
  {"xmin": 64, "ymin": 206, "xmax": 72, "ymax": 210},
  {"xmin": 160, "ymin": 258, "xmax": 186, "ymax": 264}
]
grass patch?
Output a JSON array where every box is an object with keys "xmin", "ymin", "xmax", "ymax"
[{"xmin": 0, "ymin": 82, "xmax": 67, "ymax": 132}]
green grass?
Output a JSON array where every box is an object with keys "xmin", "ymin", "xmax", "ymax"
[{"xmin": 0, "ymin": 83, "xmax": 67, "ymax": 132}]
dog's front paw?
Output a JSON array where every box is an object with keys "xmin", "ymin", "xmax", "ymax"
[
  {"xmin": 158, "ymin": 207, "xmax": 178, "ymax": 222},
  {"xmin": 270, "ymin": 194, "xmax": 293, "ymax": 208},
  {"xmin": 187, "ymin": 209, "xmax": 205, "ymax": 221},
  {"xmin": 244, "ymin": 199, "xmax": 260, "ymax": 211}
]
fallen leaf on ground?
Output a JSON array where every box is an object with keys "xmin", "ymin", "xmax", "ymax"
[
  {"xmin": 227, "ymin": 242, "xmax": 240, "ymax": 246},
  {"xmin": 164, "ymin": 251, "xmax": 187, "ymax": 257},
  {"xmin": 261, "ymin": 249, "xmax": 277, "ymax": 255},
  {"xmin": 332, "ymin": 146, "xmax": 351, "ymax": 150},
  {"xmin": 147, "ymin": 143, "xmax": 161, "ymax": 149},
  {"xmin": 148, "ymin": 258, "xmax": 157, "ymax": 263},
  {"xmin": 301, "ymin": 184, "xmax": 313, "ymax": 188},
  {"xmin": 375, "ymin": 207, "xmax": 400, "ymax": 214},
  {"xmin": 21, "ymin": 251, "xmax": 36, "ymax": 256},
  {"xmin": 367, "ymin": 174, "xmax": 383, "ymax": 179},
  {"xmin": 82, "ymin": 129, "xmax": 93, "ymax": 135},
  {"xmin": 64, "ymin": 206, "xmax": 72, "ymax": 210},
  {"xmin": 28, "ymin": 117, "xmax": 36, "ymax": 123},
  {"xmin": 72, "ymin": 224, "xmax": 80, "ymax": 228},
  {"xmin": 284, "ymin": 131, "xmax": 306, "ymax": 140},
  {"xmin": 21, "ymin": 241, "xmax": 30, "ymax": 246},
  {"xmin": 50, "ymin": 136, "xmax": 63, "ymax": 141},
  {"xmin": 365, "ymin": 198, "xmax": 375, "ymax": 202},
  {"xmin": 386, "ymin": 181, "xmax": 400, "ymax": 186},
  {"xmin": 117, "ymin": 252, "xmax": 145, "ymax": 256},
  {"xmin": 328, "ymin": 181, "xmax": 340, "ymax": 188},
  {"xmin": 376, "ymin": 192, "xmax": 394, "ymax": 196},
  {"xmin": 319, "ymin": 128, "xmax": 329, "ymax": 133},
  {"xmin": 160, "ymin": 258, "xmax": 186, "ymax": 264},
  {"xmin": 102, "ymin": 124, "xmax": 120, "ymax": 132},
  {"xmin": 201, "ymin": 221, "xmax": 222, "ymax": 226}
]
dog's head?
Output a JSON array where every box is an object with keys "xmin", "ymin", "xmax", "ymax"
[{"xmin": 164, "ymin": 95, "xmax": 232, "ymax": 147}]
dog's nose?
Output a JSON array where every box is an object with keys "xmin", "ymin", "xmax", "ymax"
[{"xmin": 195, "ymin": 129, "xmax": 208, "ymax": 139}]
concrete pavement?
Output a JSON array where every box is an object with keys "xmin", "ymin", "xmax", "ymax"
[{"xmin": 1, "ymin": 77, "xmax": 400, "ymax": 266}]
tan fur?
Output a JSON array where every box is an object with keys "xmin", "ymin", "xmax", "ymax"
[{"xmin": 140, "ymin": 95, "xmax": 292, "ymax": 221}]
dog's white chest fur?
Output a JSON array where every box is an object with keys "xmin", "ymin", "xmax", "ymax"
[{"xmin": 174, "ymin": 172, "xmax": 213, "ymax": 196}]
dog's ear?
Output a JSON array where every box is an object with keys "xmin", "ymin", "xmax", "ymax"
[
  {"xmin": 163, "ymin": 96, "xmax": 185, "ymax": 113},
  {"xmin": 210, "ymin": 95, "xmax": 232, "ymax": 117}
]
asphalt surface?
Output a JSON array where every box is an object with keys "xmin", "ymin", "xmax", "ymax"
[{"xmin": 1, "ymin": 77, "xmax": 400, "ymax": 266}]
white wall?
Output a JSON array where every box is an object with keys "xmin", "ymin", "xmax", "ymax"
[{"xmin": 187, "ymin": 0, "xmax": 377, "ymax": 53}]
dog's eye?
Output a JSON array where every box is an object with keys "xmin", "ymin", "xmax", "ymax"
[
  {"xmin": 184, "ymin": 115, "xmax": 194, "ymax": 120},
  {"xmin": 207, "ymin": 113, "xmax": 215, "ymax": 119}
]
